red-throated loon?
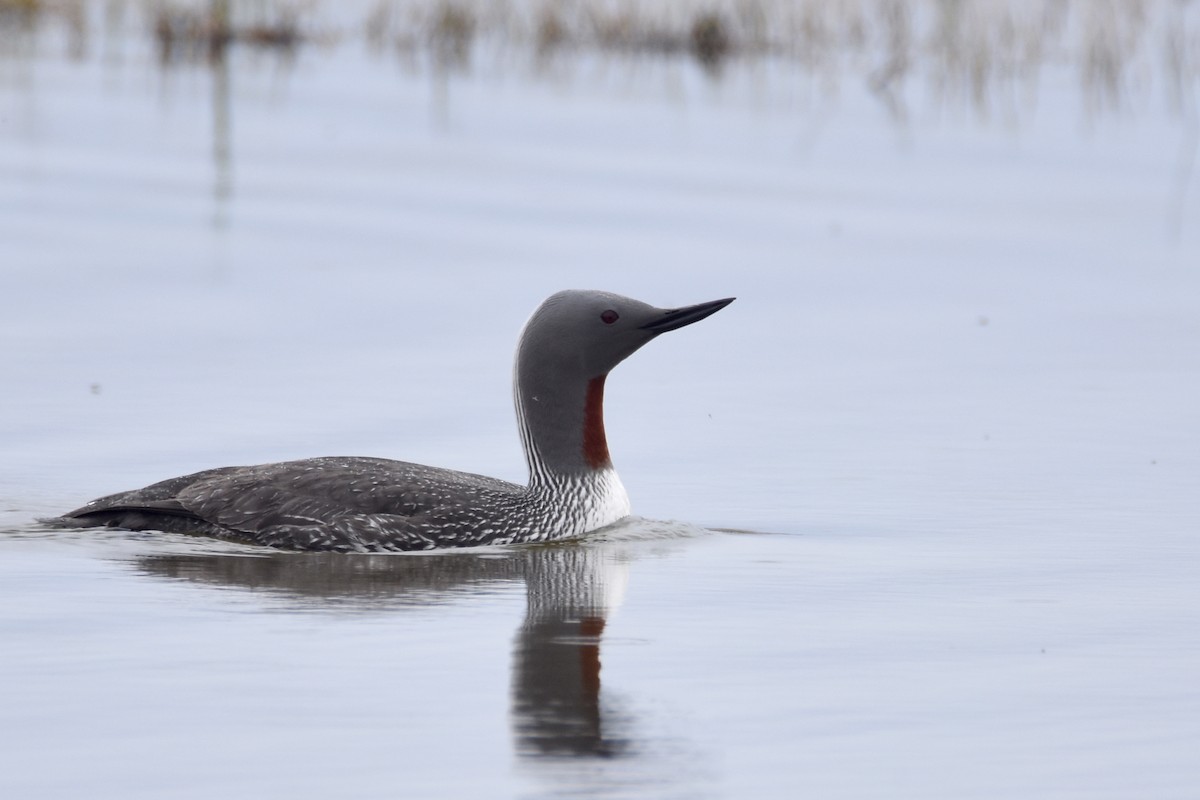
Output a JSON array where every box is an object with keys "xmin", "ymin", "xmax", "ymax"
[{"xmin": 56, "ymin": 290, "xmax": 734, "ymax": 551}]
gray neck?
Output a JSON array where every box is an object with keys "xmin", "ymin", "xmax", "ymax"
[{"xmin": 515, "ymin": 364, "xmax": 611, "ymax": 488}]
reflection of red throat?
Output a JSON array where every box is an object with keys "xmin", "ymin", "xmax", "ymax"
[
  {"xmin": 583, "ymin": 375, "xmax": 611, "ymax": 469},
  {"xmin": 579, "ymin": 616, "xmax": 606, "ymax": 695}
]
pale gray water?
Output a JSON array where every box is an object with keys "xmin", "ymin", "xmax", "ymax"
[{"xmin": 2, "ymin": 4, "xmax": 1199, "ymax": 798}]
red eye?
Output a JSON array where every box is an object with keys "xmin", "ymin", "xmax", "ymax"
[{"xmin": 600, "ymin": 310, "xmax": 619, "ymax": 325}]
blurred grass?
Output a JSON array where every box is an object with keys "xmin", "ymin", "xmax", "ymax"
[
  {"xmin": 1, "ymin": 0, "xmax": 1197, "ymax": 119},
  {"xmin": 152, "ymin": 0, "xmax": 301, "ymax": 63}
]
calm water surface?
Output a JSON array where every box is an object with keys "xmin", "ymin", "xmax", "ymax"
[{"xmin": 2, "ymin": 5, "xmax": 1199, "ymax": 798}]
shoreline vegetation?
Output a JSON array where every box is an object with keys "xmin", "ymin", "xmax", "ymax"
[{"xmin": 1, "ymin": 0, "xmax": 1198, "ymax": 119}]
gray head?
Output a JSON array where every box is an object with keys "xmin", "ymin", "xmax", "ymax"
[
  {"xmin": 514, "ymin": 290, "xmax": 734, "ymax": 480},
  {"xmin": 517, "ymin": 290, "xmax": 735, "ymax": 382}
]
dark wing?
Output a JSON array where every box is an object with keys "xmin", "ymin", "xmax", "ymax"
[
  {"xmin": 58, "ymin": 465, "xmax": 241, "ymax": 528},
  {"xmin": 61, "ymin": 456, "xmax": 524, "ymax": 552}
]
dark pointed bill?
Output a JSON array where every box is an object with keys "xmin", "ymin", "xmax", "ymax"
[{"xmin": 640, "ymin": 297, "xmax": 736, "ymax": 334}]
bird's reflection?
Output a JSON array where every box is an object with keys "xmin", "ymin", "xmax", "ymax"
[
  {"xmin": 137, "ymin": 547, "xmax": 526, "ymax": 608},
  {"xmin": 512, "ymin": 545, "xmax": 631, "ymax": 757},
  {"xmin": 131, "ymin": 525, "xmax": 688, "ymax": 759}
]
